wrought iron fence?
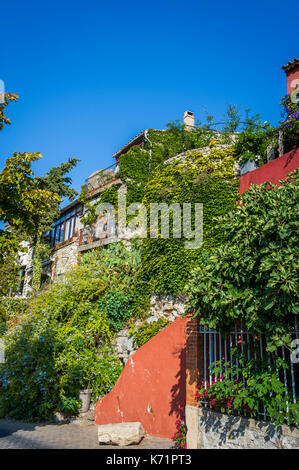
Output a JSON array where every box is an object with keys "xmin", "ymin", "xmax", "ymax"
[{"xmin": 198, "ymin": 320, "xmax": 299, "ymax": 422}]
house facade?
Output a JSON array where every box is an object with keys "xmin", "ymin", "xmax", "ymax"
[{"xmin": 18, "ymin": 58, "xmax": 299, "ymax": 295}]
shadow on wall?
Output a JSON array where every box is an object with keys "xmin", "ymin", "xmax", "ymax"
[
  {"xmin": 169, "ymin": 345, "xmax": 186, "ymax": 421},
  {"xmin": 95, "ymin": 316, "xmax": 187, "ymax": 438},
  {"xmin": 197, "ymin": 408, "xmax": 294, "ymax": 449}
]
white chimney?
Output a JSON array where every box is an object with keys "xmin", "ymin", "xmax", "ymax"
[{"xmin": 183, "ymin": 110, "xmax": 195, "ymax": 131}]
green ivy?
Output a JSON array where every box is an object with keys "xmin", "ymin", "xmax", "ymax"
[
  {"xmin": 138, "ymin": 148, "xmax": 239, "ymax": 294},
  {"xmin": 129, "ymin": 318, "xmax": 169, "ymax": 348}
]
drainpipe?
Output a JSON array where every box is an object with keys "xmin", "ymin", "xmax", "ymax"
[{"xmin": 144, "ymin": 129, "xmax": 153, "ymax": 173}]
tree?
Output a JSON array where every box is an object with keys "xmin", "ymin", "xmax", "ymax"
[
  {"xmin": 0, "ymin": 92, "xmax": 79, "ymax": 293},
  {"xmin": 29, "ymin": 157, "xmax": 79, "ymax": 292},
  {"xmin": 0, "ymin": 92, "xmax": 18, "ymax": 131},
  {"xmin": 0, "ymin": 151, "xmax": 61, "ymax": 287},
  {"xmin": 186, "ymin": 170, "xmax": 299, "ymax": 351},
  {"xmin": 222, "ymin": 104, "xmax": 241, "ymax": 133}
]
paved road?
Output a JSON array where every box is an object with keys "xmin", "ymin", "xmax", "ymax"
[{"xmin": 0, "ymin": 419, "xmax": 173, "ymax": 449}]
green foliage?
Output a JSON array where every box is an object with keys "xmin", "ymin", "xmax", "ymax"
[
  {"xmin": 186, "ymin": 170, "xmax": 299, "ymax": 351},
  {"xmin": 0, "ymin": 260, "xmax": 123, "ymax": 421},
  {"xmin": 234, "ymin": 112, "xmax": 275, "ymax": 166},
  {"xmin": 223, "ymin": 104, "xmax": 241, "ymax": 133},
  {"xmin": 0, "ymin": 152, "xmax": 61, "ymax": 235},
  {"xmin": 0, "ymin": 251, "xmax": 20, "ymax": 297},
  {"xmin": 79, "ymin": 121, "xmax": 216, "ymax": 221},
  {"xmin": 196, "ymin": 349, "xmax": 298, "ymax": 426},
  {"xmin": 130, "ymin": 318, "xmax": 169, "ymax": 348},
  {"xmin": 280, "ymin": 95, "xmax": 299, "ymax": 153},
  {"xmin": 0, "ymin": 92, "xmax": 18, "ymax": 131},
  {"xmin": 139, "ymin": 148, "xmax": 239, "ymax": 294},
  {"xmin": 99, "ymin": 290, "xmax": 132, "ymax": 332},
  {"xmin": 0, "ymin": 298, "xmax": 29, "ymax": 335}
]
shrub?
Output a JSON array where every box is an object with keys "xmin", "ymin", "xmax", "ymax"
[
  {"xmin": 99, "ymin": 290, "xmax": 133, "ymax": 332},
  {"xmin": 186, "ymin": 170, "xmax": 299, "ymax": 351},
  {"xmin": 172, "ymin": 407, "xmax": 187, "ymax": 449},
  {"xmin": 196, "ymin": 350, "xmax": 299, "ymax": 426},
  {"xmin": 0, "ymin": 262, "xmax": 123, "ymax": 421},
  {"xmin": 0, "ymin": 298, "xmax": 29, "ymax": 334},
  {"xmin": 130, "ymin": 318, "xmax": 169, "ymax": 348}
]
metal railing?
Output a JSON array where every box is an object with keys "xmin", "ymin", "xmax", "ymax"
[{"xmin": 198, "ymin": 321, "xmax": 299, "ymax": 422}]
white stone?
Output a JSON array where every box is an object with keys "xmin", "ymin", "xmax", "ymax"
[
  {"xmin": 146, "ymin": 316, "xmax": 159, "ymax": 324},
  {"xmin": 98, "ymin": 422, "xmax": 145, "ymax": 446}
]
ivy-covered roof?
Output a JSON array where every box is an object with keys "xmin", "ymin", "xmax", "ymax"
[{"xmin": 112, "ymin": 130, "xmax": 146, "ymax": 159}]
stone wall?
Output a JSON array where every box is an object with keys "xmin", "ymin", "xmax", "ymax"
[
  {"xmin": 149, "ymin": 293, "xmax": 185, "ymax": 323},
  {"xmin": 186, "ymin": 405, "xmax": 299, "ymax": 449},
  {"xmin": 51, "ymin": 240, "xmax": 79, "ymax": 279}
]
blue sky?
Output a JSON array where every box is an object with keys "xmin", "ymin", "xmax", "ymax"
[{"xmin": 0, "ymin": 0, "xmax": 297, "ymax": 202}]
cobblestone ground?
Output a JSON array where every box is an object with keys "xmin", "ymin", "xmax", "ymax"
[{"xmin": 0, "ymin": 419, "xmax": 173, "ymax": 449}]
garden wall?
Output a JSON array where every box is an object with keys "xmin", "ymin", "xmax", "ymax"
[
  {"xmin": 239, "ymin": 147, "xmax": 299, "ymax": 193},
  {"xmin": 186, "ymin": 406, "xmax": 299, "ymax": 449},
  {"xmin": 95, "ymin": 316, "xmax": 187, "ymax": 438}
]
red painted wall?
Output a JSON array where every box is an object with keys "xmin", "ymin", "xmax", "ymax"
[
  {"xmin": 286, "ymin": 68, "xmax": 299, "ymax": 96},
  {"xmin": 95, "ymin": 316, "xmax": 187, "ymax": 438},
  {"xmin": 239, "ymin": 148, "xmax": 299, "ymax": 194}
]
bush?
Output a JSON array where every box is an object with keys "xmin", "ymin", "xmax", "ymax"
[
  {"xmin": 196, "ymin": 349, "xmax": 298, "ymax": 426},
  {"xmin": 0, "ymin": 298, "xmax": 29, "ymax": 334},
  {"xmin": 99, "ymin": 290, "xmax": 133, "ymax": 332},
  {"xmin": 130, "ymin": 318, "xmax": 169, "ymax": 348},
  {"xmin": 0, "ymin": 262, "xmax": 123, "ymax": 421},
  {"xmin": 186, "ymin": 170, "xmax": 299, "ymax": 351}
]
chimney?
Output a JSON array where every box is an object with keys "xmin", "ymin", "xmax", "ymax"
[
  {"xmin": 183, "ymin": 110, "xmax": 195, "ymax": 131},
  {"xmin": 282, "ymin": 59, "xmax": 299, "ymax": 95}
]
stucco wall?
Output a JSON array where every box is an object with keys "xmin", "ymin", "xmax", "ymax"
[
  {"xmin": 239, "ymin": 147, "xmax": 299, "ymax": 194},
  {"xmin": 95, "ymin": 316, "xmax": 187, "ymax": 438}
]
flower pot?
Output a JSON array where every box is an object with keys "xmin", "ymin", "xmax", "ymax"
[{"xmin": 79, "ymin": 389, "xmax": 92, "ymax": 413}]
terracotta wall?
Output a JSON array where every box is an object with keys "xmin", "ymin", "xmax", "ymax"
[
  {"xmin": 95, "ymin": 316, "xmax": 187, "ymax": 438},
  {"xmin": 239, "ymin": 147, "xmax": 299, "ymax": 194}
]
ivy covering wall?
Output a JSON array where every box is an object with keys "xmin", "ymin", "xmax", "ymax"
[{"xmin": 82, "ymin": 125, "xmax": 239, "ymax": 300}]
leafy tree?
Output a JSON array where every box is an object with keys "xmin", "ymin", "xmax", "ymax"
[
  {"xmin": 234, "ymin": 111, "xmax": 275, "ymax": 166},
  {"xmin": 0, "ymin": 152, "xmax": 60, "ymax": 278},
  {"xmin": 186, "ymin": 170, "xmax": 299, "ymax": 351},
  {"xmin": 27, "ymin": 157, "xmax": 79, "ymax": 292},
  {"xmin": 0, "ymin": 93, "xmax": 79, "ymax": 292},
  {"xmin": 222, "ymin": 104, "xmax": 241, "ymax": 133},
  {"xmin": 0, "ymin": 92, "xmax": 18, "ymax": 131}
]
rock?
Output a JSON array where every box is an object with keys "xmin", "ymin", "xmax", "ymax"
[
  {"xmin": 146, "ymin": 316, "xmax": 159, "ymax": 324},
  {"xmin": 98, "ymin": 422, "xmax": 145, "ymax": 446},
  {"xmin": 54, "ymin": 412, "xmax": 69, "ymax": 424}
]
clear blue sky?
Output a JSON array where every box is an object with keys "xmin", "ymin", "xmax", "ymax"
[{"xmin": 1, "ymin": 0, "xmax": 297, "ymax": 201}]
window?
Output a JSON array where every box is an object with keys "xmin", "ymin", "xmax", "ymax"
[{"xmin": 49, "ymin": 205, "xmax": 82, "ymax": 247}]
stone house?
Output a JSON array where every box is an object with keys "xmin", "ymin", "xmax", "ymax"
[{"xmin": 18, "ymin": 111, "xmax": 199, "ymax": 294}]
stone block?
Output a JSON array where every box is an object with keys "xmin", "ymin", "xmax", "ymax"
[{"xmin": 98, "ymin": 422, "xmax": 145, "ymax": 446}]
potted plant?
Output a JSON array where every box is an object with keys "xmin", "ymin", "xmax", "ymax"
[
  {"xmin": 79, "ymin": 370, "xmax": 93, "ymax": 413},
  {"xmin": 79, "ymin": 388, "xmax": 92, "ymax": 413}
]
